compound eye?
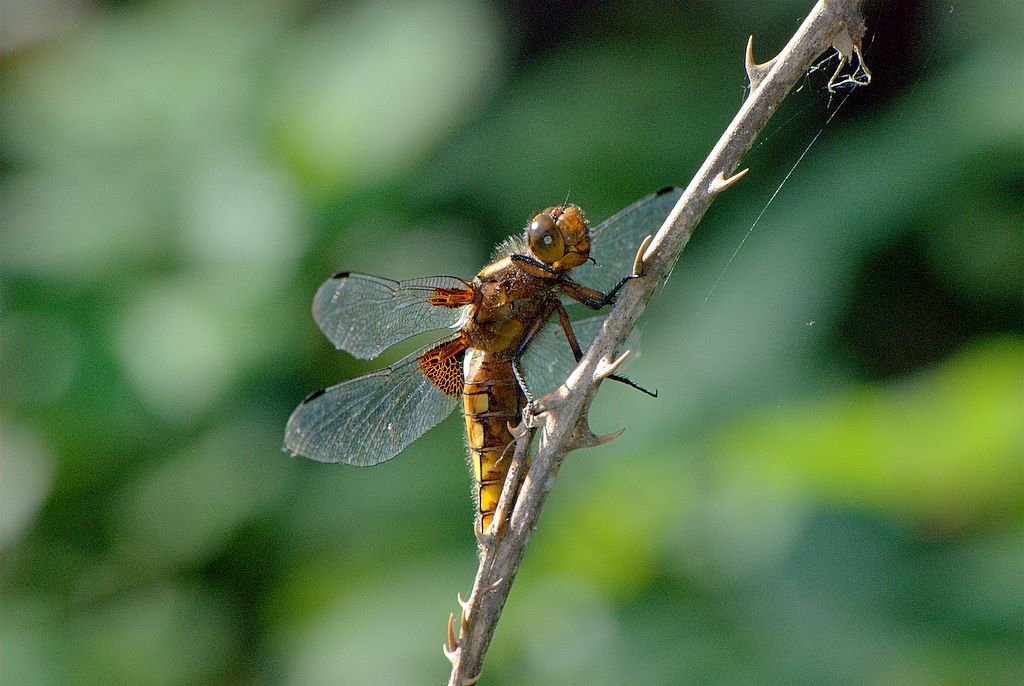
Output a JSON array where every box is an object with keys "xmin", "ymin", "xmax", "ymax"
[{"xmin": 528, "ymin": 213, "xmax": 565, "ymax": 264}]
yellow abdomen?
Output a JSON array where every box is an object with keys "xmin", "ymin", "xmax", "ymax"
[{"xmin": 462, "ymin": 349, "xmax": 524, "ymax": 532}]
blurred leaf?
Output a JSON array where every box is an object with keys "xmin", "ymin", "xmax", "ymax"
[
  {"xmin": 273, "ymin": 556, "xmax": 461, "ymax": 686},
  {"xmin": 717, "ymin": 336, "xmax": 1024, "ymax": 525},
  {"xmin": 271, "ymin": 0, "xmax": 504, "ymax": 194},
  {"xmin": 0, "ymin": 311, "xmax": 80, "ymax": 407},
  {"xmin": 417, "ymin": 32, "xmax": 730, "ymax": 220},
  {"xmin": 532, "ymin": 451, "xmax": 696, "ymax": 595},
  {"xmin": 0, "ymin": 596, "xmax": 69, "ymax": 686},
  {"xmin": 497, "ymin": 577, "xmax": 619, "ymax": 685},
  {"xmin": 70, "ymin": 583, "xmax": 235, "ymax": 686},
  {"xmin": 112, "ymin": 417, "xmax": 295, "ymax": 572},
  {"xmin": 0, "ymin": 424, "xmax": 55, "ymax": 550},
  {"xmin": 921, "ymin": 181, "xmax": 1024, "ymax": 306},
  {"xmin": 114, "ymin": 271, "xmax": 300, "ymax": 420},
  {"xmin": 0, "ymin": 0, "xmax": 300, "ymax": 281}
]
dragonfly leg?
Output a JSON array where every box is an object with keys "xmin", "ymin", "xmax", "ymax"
[
  {"xmin": 511, "ymin": 358, "xmax": 535, "ymax": 409},
  {"xmin": 560, "ymin": 274, "xmax": 637, "ymax": 310},
  {"xmin": 510, "ymin": 253, "xmax": 561, "ymax": 277},
  {"xmin": 509, "ymin": 301, "xmax": 561, "ymax": 408},
  {"xmin": 608, "ymin": 373, "xmax": 657, "ymax": 397},
  {"xmin": 600, "ymin": 273, "xmax": 639, "ymax": 305},
  {"xmin": 554, "ymin": 301, "xmax": 657, "ymax": 398}
]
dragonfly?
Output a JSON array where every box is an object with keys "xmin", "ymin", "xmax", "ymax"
[{"xmin": 284, "ymin": 186, "xmax": 682, "ymax": 535}]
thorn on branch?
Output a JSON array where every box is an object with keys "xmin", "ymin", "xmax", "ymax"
[
  {"xmin": 632, "ymin": 234, "xmax": 654, "ymax": 277},
  {"xmin": 594, "ymin": 350, "xmax": 631, "ymax": 382},
  {"xmin": 709, "ymin": 167, "xmax": 749, "ymax": 194},
  {"xmin": 744, "ymin": 36, "xmax": 776, "ymax": 92},
  {"xmin": 573, "ymin": 424, "xmax": 625, "ymax": 450},
  {"xmin": 446, "ymin": 612, "xmax": 458, "ymax": 652},
  {"xmin": 508, "ymin": 416, "xmax": 534, "ymax": 440}
]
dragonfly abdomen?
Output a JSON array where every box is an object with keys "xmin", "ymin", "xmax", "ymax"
[{"xmin": 462, "ymin": 348, "xmax": 525, "ymax": 532}]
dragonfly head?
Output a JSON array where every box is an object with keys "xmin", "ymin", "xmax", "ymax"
[{"xmin": 526, "ymin": 204, "xmax": 590, "ymax": 272}]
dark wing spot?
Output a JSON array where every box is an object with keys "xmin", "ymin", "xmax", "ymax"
[
  {"xmin": 418, "ymin": 338, "xmax": 468, "ymax": 397},
  {"xmin": 655, "ymin": 185, "xmax": 679, "ymax": 196},
  {"xmin": 301, "ymin": 387, "xmax": 327, "ymax": 404},
  {"xmin": 330, "ymin": 271, "xmax": 350, "ymax": 279}
]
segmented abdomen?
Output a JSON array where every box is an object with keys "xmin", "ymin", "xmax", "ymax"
[{"xmin": 462, "ymin": 349, "xmax": 524, "ymax": 532}]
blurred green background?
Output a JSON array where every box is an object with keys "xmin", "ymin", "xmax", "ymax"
[{"xmin": 1, "ymin": 0, "xmax": 1021, "ymax": 684}]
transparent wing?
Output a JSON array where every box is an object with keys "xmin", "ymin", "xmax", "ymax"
[
  {"xmin": 570, "ymin": 186, "xmax": 683, "ymax": 296},
  {"xmin": 312, "ymin": 273, "xmax": 471, "ymax": 359},
  {"xmin": 520, "ymin": 315, "xmax": 641, "ymax": 399},
  {"xmin": 284, "ymin": 339, "xmax": 462, "ymax": 466}
]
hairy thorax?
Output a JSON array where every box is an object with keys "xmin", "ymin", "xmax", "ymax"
[{"xmin": 461, "ymin": 257, "xmax": 562, "ymax": 357}]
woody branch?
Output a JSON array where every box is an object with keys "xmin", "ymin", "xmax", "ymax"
[{"xmin": 448, "ymin": 1, "xmax": 869, "ymax": 683}]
